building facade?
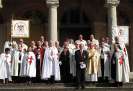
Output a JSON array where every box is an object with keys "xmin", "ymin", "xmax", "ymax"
[{"xmin": 0, "ymin": 0, "xmax": 133, "ymax": 71}]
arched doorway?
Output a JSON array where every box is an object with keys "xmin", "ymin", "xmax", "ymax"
[{"xmin": 59, "ymin": 8, "xmax": 92, "ymax": 45}]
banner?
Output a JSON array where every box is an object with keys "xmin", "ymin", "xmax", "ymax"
[
  {"xmin": 117, "ymin": 26, "xmax": 129, "ymax": 44},
  {"xmin": 11, "ymin": 20, "xmax": 29, "ymax": 38},
  {"xmin": 0, "ymin": 0, "xmax": 2, "ymax": 8},
  {"xmin": 112, "ymin": 26, "xmax": 119, "ymax": 43}
]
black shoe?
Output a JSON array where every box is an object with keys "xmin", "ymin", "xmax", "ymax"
[
  {"xmin": 27, "ymin": 81, "xmax": 32, "ymax": 85},
  {"xmin": 75, "ymin": 86, "xmax": 80, "ymax": 90},
  {"xmin": 81, "ymin": 85, "xmax": 85, "ymax": 89}
]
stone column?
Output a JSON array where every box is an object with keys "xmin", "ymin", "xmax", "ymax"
[
  {"xmin": 46, "ymin": 0, "xmax": 59, "ymax": 41},
  {"xmin": 105, "ymin": 0, "xmax": 119, "ymax": 43}
]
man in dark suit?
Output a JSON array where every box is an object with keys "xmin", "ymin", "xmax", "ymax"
[{"xmin": 75, "ymin": 44, "xmax": 88, "ymax": 89}]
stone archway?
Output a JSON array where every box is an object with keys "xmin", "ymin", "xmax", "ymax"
[{"xmin": 59, "ymin": 8, "xmax": 92, "ymax": 45}]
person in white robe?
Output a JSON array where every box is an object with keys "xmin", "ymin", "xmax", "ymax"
[
  {"xmin": 11, "ymin": 44, "xmax": 25, "ymax": 82},
  {"xmin": 26, "ymin": 47, "xmax": 36, "ymax": 83},
  {"xmin": 87, "ymin": 34, "xmax": 99, "ymax": 51},
  {"xmin": 100, "ymin": 40, "xmax": 111, "ymax": 81},
  {"xmin": 111, "ymin": 36, "xmax": 130, "ymax": 84},
  {"xmin": 55, "ymin": 41, "xmax": 63, "ymax": 55},
  {"xmin": 49, "ymin": 41, "xmax": 61, "ymax": 81},
  {"xmin": 11, "ymin": 43, "xmax": 19, "ymax": 76},
  {"xmin": 18, "ymin": 39, "xmax": 28, "ymax": 52},
  {"xmin": 19, "ymin": 50, "xmax": 28, "ymax": 77},
  {"xmin": 68, "ymin": 39, "xmax": 76, "ymax": 78},
  {"xmin": 41, "ymin": 41, "xmax": 52, "ymax": 80},
  {"xmin": 0, "ymin": 57, "xmax": 7, "ymax": 83},
  {"xmin": 75, "ymin": 34, "xmax": 87, "ymax": 50},
  {"xmin": 0, "ymin": 48, "xmax": 12, "ymax": 83}
]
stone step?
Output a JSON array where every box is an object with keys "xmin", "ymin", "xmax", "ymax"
[
  {"xmin": 0, "ymin": 86, "xmax": 133, "ymax": 91},
  {"xmin": 0, "ymin": 82, "xmax": 133, "ymax": 87},
  {"xmin": 0, "ymin": 83, "xmax": 133, "ymax": 91}
]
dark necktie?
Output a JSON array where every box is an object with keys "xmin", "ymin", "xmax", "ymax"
[
  {"xmin": 19, "ymin": 52, "xmax": 21, "ymax": 61},
  {"xmin": 80, "ymin": 50, "xmax": 83, "ymax": 61}
]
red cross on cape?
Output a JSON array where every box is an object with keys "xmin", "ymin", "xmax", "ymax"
[
  {"xmin": 28, "ymin": 56, "xmax": 33, "ymax": 65},
  {"xmin": 119, "ymin": 56, "xmax": 123, "ymax": 65}
]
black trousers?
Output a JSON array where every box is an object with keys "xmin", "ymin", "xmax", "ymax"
[
  {"xmin": 76, "ymin": 68, "xmax": 85, "ymax": 87},
  {"xmin": 101, "ymin": 59, "xmax": 104, "ymax": 78}
]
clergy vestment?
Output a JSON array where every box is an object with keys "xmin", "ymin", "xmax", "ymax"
[
  {"xmin": 41, "ymin": 47, "xmax": 53, "ymax": 80},
  {"xmin": 0, "ymin": 53, "xmax": 12, "ymax": 81},
  {"xmin": 86, "ymin": 47, "xmax": 101, "ymax": 82},
  {"xmin": 111, "ymin": 43, "xmax": 130, "ymax": 83},
  {"xmin": 18, "ymin": 43, "xmax": 28, "ymax": 52},
  {"xmin": 34, "ymin": 47, "xmax": 44, "ymax": 77},
  {"xmin": 49, "ymin": 47, "xmax": 61, "ymax": 81},
  {"xmin": 68, "ymin": 44, "xmax": 76, "ymax": 77},
  {"xmin": 75, "ymin": 40, "xmax": 87, "ymax": 50},
  {"xmin": 0, "ymin": 54, "xmax": 8, "ymax": 80},
  {"xmin": 88, "ymin": 39, "xmax": 99, "ymax": 50},
  {"xmin": 100, "ymin": 43, "xmax": 111, "ymax": 79},
  {"xmin": 26, "ymin": 52, "xmax": 36, "ymax": 78},
  {"xmin": 11, "ymin": 49, "xmax": 24, "ymax": 76},
  {"xmin": 19, "ymin": 52, "xmax": 28, "ymax": 77}
]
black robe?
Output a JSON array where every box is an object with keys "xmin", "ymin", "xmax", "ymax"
[
  {"xmin": 111, "ymin": 52, "xmax": 116, "ymax": 81},
  {"xmin": 59, "ymin": 49, "xmax": 71, "ymax": 82}
]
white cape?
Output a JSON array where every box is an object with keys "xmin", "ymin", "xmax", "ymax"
[
  {"xmin": 0, "ymin": 53, "xmax": 12, "ymax": 81},
  {"xmin": 26, "ymin": 52, "xmax": 36, "ymax": 78},
  {"xmin": 50, "ymin": 47, "xmax": 61, "ymax": 81},
  {"xmin": 19, "ymin": 52, "xmax": 28, "ymax": 77},
  {"xmin": 41, "ymin": 47, "xmax": 53, "ymax": 80}
]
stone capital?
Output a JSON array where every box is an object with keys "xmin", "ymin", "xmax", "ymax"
[
  {"xmin": 105, "ymin": 0, "xmax": 120, "ymax": 7},
  {"xmin": 46, "ymin": 0, "xmax": 59, "ymax": 7}
]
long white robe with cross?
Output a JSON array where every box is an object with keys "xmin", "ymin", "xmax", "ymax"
[
  {"xmin": 116, "ymin": 43, "xmax": 130, "ymax": 83},
  {"xmin": 26, "ymin": 52, "xmax": 36, "ymax": 78}
]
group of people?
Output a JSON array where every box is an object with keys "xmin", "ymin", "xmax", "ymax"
[{"xmin": 0, "ymin": 34, "xmax": 130, "ymax": 89}]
